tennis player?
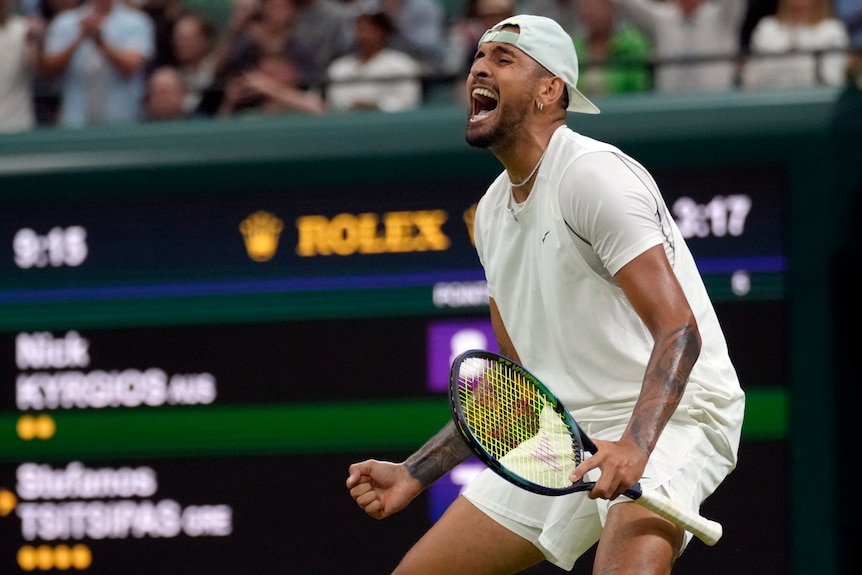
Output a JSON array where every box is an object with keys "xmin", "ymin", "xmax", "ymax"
[{"xmin": 346, "ymin": 14, "xmax": 744, "ymax": 574}]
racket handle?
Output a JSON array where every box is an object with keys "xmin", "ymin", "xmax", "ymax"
[{"xmin": 632, "ymin": 490, "xmax": 723, "ymax": 546}]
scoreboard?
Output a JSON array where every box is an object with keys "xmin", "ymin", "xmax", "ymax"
[{"xmin": 0, "ymin": 88, "xmax": 846, "ymax": 574}]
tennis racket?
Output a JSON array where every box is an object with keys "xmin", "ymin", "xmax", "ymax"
[{"xmin": 448, "ymin": 349, "xmax": 723, "ymax": 546}]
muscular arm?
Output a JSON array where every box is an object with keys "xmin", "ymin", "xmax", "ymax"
[
  {"xmin": 615, "ymin": 243, "xmax": 701, "ymax": 457},
  {"xmin": 489, "ymin": 297, "xmax": 521, "ymax": 363},
  {"xmin": 403, "ymin": 420, "xmax": 474, "ymax": 486},
  {"xmin": 347, "ymin": 302, "xmax": 517, "ymax": 517},
  {"xmin": 571, "ymin": 244, "xmax": 701, "ymax": 498},
  {"xmin": 626, "ymin": 319, "xmax": 699, "ymax": 455},
  {"xmin": 346, "ymin": 417, "xmax": 473, "ymax": 519}
]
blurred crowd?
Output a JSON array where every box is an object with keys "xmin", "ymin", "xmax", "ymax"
[{"xmin": 0, "ymin": 0, "xmax": 860, "ymax": 132}]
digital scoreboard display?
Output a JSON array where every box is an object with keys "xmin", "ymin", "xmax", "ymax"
[
  {"xmin": 0, "ymin": 117, "xmax": 790, "ymax": 574},
  {"xmin": 0, "ymin": 163, "xmax": 784, "ymax": 301}
]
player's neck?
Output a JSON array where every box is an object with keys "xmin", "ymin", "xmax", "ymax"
[
  {"xmin": 507, "ymin": 148, "xmax": 546, "ymax": 202},
  {"xmin": 499, "ymin": 121, "xmax": 563, "ymax": 201}
]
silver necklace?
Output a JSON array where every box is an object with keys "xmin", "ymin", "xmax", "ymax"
[{"xmin": 509, "ymin": 148, "xmax": 547, "ymax": 188}]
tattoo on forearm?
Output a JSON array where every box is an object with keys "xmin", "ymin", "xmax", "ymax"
[
  {"xmin": 630, "ymin": 323, "xmax": 701, "ymax": 454},
  {"xmin": 404, "ymin": 421, "xmax": 473, "ymax": 486}
]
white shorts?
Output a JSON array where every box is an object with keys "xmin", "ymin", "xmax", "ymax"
[{"xmin": 462, "ymin": 416, "xmax": 737, "ymax": 571}]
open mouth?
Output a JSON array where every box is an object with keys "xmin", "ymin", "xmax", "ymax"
[{"xmin": 471, "ymin": 88, "xmax": 498, "ymax": 121}]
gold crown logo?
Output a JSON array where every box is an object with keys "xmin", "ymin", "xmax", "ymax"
[{"xmin": 239, "ymin": 211, "xmax": 284, "ymax": 262}]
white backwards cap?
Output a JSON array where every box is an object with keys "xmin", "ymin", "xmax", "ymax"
[{"xmin": 478, "ymin": 14, "xmax": 600, "ymax": 114}]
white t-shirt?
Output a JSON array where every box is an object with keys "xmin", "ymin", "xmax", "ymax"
[
  {"xmin": 614, "ymin": 0, "xmax": 747, "ymax": 92},
  {"xmin": 742, "ymin": 17, "xmax": 850, "ymax": 89},
  {"xmin": 326, "ymin": 48, "xmax": 422, "ymax": 112},
  {"xmin": 473, "ymin": 126, "xmax": 744, "ymax": 455}
]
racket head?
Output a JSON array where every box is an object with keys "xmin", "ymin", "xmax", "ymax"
[{"xmin": 448, "ymin": 349, "xmax": 589, "ymax": 496}]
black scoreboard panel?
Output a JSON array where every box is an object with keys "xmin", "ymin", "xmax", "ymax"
[
  {"xmin": 0, "ymin": 172, "xmax": 788, "ymax": 574},
  {"xmin": 1, "ymin": 90, "xmax": 833, "ymax": 573},
  {"xmin": 0, "ymin": 444, "xmax": 787, "ymax": 575},
  {"xmin": 0, "ymin": 163, "xmax": 783, "ymax": 298},
  {"xmin": 0, "ymin": 453, "xmax": 434, "ymax": 574},
  {"xmin": 1, "ymin": 304, "xmax": 786, "ymax": 411},
  {"xmin": 0, "ymin": 181, "xmax": 481, "ymax": 290}
]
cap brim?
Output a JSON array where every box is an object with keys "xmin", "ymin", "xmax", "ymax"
[{"xmin": 567, "ymin": 86, "xmax": 600, "ymax": 114}]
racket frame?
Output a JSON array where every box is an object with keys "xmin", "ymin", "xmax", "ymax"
[
  {"xmin": 447, "ymin": 349, "xmax": 724, "ymax": 546},
  {"xmin": 448, "ymin": 349, "xmax": 594, "ymax": 496}
]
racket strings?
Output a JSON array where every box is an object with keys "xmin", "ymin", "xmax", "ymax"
[{"xmin": 457, "ymin": 359, "xmax": 581, "ymax": 489}]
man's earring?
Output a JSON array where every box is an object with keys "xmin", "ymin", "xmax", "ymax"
[{"xmin": 536, "ymin": 101, "xmax": 544, "ymax": 111}]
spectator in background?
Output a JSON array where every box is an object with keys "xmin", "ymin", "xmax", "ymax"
[
  {"xmin": 573, "ymin": 0, "xmax": 652, "ymax": 96},
  {"xmin": 358, "ymin": 0, "xmax": 447, "ymax": 73},
  {"xmin": 41, "ymin": 0, "xmax": 154, "ymax": 128},
  {"xmin": 42, "ymin": 0, "xmax": 84, "ymax": 18},
  {"xmin": 217, "ymin": 50, "xmax": 325, "ymax": 116},
  {"xmin": 31, "ymin": 0, "xmax": 83, "ymax": 125},
  {"xmin": 613, "ymin": 0, "xmax": 746, "ymax": 92},
  {"xmin": 144, "ymin": 64, "xmax": 189, "ymax": 119},
  {"xmin": 444, "ymin": 0, "xmax": 515, "ymax": 79},
  {"xmin": 742, "ymin": 0, "xmax": 849, "ymax": 89},
  {"xmin": 213, "ymin": 0, "xmax": 260, "ymax": 78},
  {"xmin": 294, "ymin": 0, "xmax": 355, "ymax": 89},
  {"xmin": 834, "ymin": 0, "xmax": 861, "ymax": 48},
  {"xmin": 34, "ymin": 0, "xmax": 85, "ymax": 22},
  {"xmin": 846, "ymin": 46, "xmax": 862, "ymax": 89},
  {"xmin": 326, "ymin": 6, "xmax": 421, "ymax": 111},
  {"xmin": 741, "ymin": 0, "xmax": 778, "ymax": 50},
  {"xmin": 442, "ymin": 0, "xmax": 514, "ymax": 106},
  {"xmin": 138, "ymin": 0, "xmax": 186, "ymax": 69},
  {"xmin": 516, "ymin": 0, "xmax": 581, "ymax": 37},
  {"xmin": 172, "ymin": 11, "xmax": 218, "ymax": 114},
  {"xmin": 0, "ymin": 0, "xmax": 43, "ymax": 132},
  {"xmin": 219, "ymin": 0, "xmax": 317, "ymax": 89}
]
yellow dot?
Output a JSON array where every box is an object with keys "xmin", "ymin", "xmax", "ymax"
[
  {"xmin": 71, "ymin": 544, "xmax": 92, "ymax": 569},
  {"xmin": 17, "ymin": 546, "xmax": 36, "ymax": 571},
  {"xmin": 35, "ymin": 415, "xmax": 56, "ymax": 440},
  {"xmin": 54, "ymin": 545, "xmax": 72, "ymax": 570},
  {"xmin": 16, "ymin": 415, "xmax": 36, "ymax": 440},
  {"xmin": 0, "ymin": 489, "xmax": 18, "ymax": 516},
  {"xmin": 36, "ymin": 545, "xmax": 53, "ymax": 570}
]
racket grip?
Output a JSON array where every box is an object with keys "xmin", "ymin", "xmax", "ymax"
[{"xmin": 633, "ymin": 490, "xmax": 723, "ymax": 546}]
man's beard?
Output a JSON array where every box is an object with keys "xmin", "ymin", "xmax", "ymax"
[{"xmin": 465, "ymin": 102, "xmax": 527, "ymax": 150}]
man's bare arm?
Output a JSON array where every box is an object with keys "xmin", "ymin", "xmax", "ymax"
[
  {"xmin": 403, "ymin": 420, "xmax": 473, "ymax": 486},
  {"xmin": 627, "ymin": 322, "xmax": 700, "ymax": 455},
  {"xmin": 615, "ymin": 244, "xmax": 702, "ymax": 457}
]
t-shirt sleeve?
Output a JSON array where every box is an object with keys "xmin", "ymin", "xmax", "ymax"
[{"xmin": 558, "ymin": 150, "xmax": 667, "ymax": 276}]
